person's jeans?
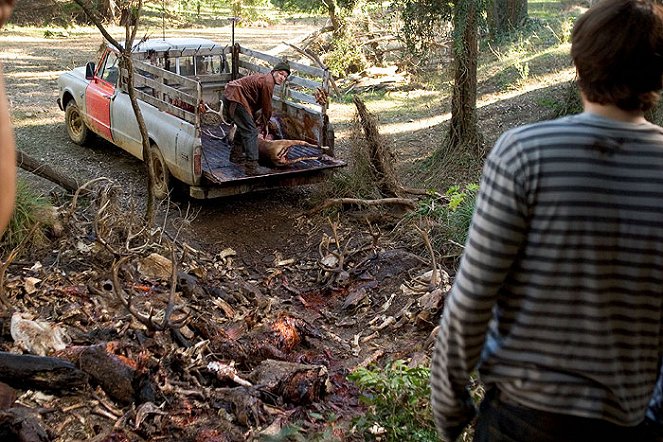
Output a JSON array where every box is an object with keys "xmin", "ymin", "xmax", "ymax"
[
  {"xmin": 473, "ymin": 387, "xmax": 661, "ymax": 442},
  {"xmin": 222, "ymin": 97, "xmax": 259, "ymax": 162}
]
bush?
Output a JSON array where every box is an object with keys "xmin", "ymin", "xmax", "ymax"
[
  {"xmin": 348, "ymin": 360, "xmax": 436, "ymax": 441},
  {"xmin": 444, "ymin": 184, "xmax": 478, "ymax": 245},
  {"xmin": 323, "ymin": 35, "xmax": 367, "ymax": 78},
  {"xmin": 406, "ymin": 184, "xmax": 478, "ymax": 253},
  {"xmin": 0, "ymin": 179, "xmax": 49, "ymax": 253},
  {"xmin": 539, "ymin": 80, "xmax": 582, "ymax": 118}
]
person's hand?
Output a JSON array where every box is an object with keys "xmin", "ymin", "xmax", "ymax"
[{"xmin": 0, "ymin": 0, "xmax": 14, "ymax": 28}]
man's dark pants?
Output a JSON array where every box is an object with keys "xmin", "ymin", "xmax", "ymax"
[
  {"xmin": 222, "ymin": 97, "xmax": 258, "ymax": 162},
  {"xmin": 473, "ymin": 388, "xmax": 661, "ymax": 442}
]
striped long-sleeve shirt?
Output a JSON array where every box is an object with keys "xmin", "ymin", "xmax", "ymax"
[{"xmin": 430, "ymin": 112, "xmax": 663, "ymax": 440}]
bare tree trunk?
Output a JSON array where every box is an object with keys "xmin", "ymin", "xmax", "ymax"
[
  {"xmin": 447, "ymin": 0, "xmax": 481, "ymax": 154},
  {"xmin": 72, "ymin": 0, "xmax": 155, "ymax": 226},
  {"xmin": 322, "ymin": 0, "xmax": 343, "ymax": 38},
  {"xmin": 487, "ymin": 0, "xmax": 528, "ymax": 37}
]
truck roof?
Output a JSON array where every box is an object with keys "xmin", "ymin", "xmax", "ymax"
[{"xmin": 120, "ymin": 37, "xmax": 222, "ymax": 54}]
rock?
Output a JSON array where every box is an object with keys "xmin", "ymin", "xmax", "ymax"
[{"xmin": 137, "ymin": 253, "xmax": 173, "ymax": 280}]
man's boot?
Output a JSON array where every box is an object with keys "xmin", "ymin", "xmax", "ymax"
[
  {"xmin": 229, "ymin": 144, "xmax": 245, "ymax": 164},
  {"xmin": 244, "ymin": 160, "xmax": 269, "ymax": 176},
  {"xmin": 244, "ymin": 160, "xmax": 259, "ymax": 175}
]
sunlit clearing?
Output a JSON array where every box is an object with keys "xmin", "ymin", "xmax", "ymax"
[
  {"xmin": 379, "ymin": 113, "xmax": 451, "ymax": 135},
  {"xmin": 6, "ymin": 70, "xmax": 64, "ymax": 80},
  {"xmin": 375, "ymin": 67, "xmax": 576, "ymax": 136},
  {"xmin": 478, "ymin": 66, "xmax": 575, "ymax": 107}
]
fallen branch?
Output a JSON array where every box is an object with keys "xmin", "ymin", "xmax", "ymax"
[
  {"xmin": 0, "ymin": 352, "xmax": 88, "ymax": 391},
  {"xmin": 111, "ymin": 256, "xmax": 188, "ymax": 332},
  {"xmin": 283, "ymin": 42, "xmax": 341, "ymax": 98},
  {"xmin": 297, "ymin": 24, "xmax": 335, "ymax": 52},
  {"xmin": 308, "ymin": 197, "xmax": 416, "ymax": 214},
  {"xmin": 399, "ymin": 187, "xmax": 446, "ymax": 198},
  {"xmin": 16, "ymin": 149, "xmax": 84, "ymax": 194},
  {"xmin": 414, "ymin": 225, "xmax": 439, "ymax": 287},
  {"xmin": 268, "ymin": 24, "xmax": 333, "ymax": 56},
  {"xmin": 64, "ymin": 177, "xmax": 113, "ymax": 224}
]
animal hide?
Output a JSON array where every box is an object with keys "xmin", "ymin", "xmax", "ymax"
[{"xmin": 258, "ymin": 138, "xmax": 322, "ymax": 166}]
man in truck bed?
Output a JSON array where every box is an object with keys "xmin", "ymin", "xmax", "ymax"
[{"xmin": 221, "ymin": 60, "xmax": 291, "ymax": 175}]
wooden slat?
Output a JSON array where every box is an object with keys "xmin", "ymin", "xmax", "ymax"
[
  {"xmin": 272, "ymin": 85, "xmax": 320, "ymax": 108},
  {"xmin": 197, "ymin": 73, "xmax": 233, "ymax": 83},
  {"xmin": 132, "ymin": 74, "xmax": 197, "ymax": 106},
  {"xmin": 133, "ymin": 61, "xmax": 199, "ymax": 89},
  {"xmin": 277, "ymin": 88, "xmax": 320, "ymax": 106},
  {"xmin": 273, "ymin": 96, "xmax": 322, "ymax": 116},
  {"xmin": 133, "ymin": 89, "xmax": 196, "ymax": 124},
  {"xmin": 238, "ymin": 60, "xmax": 272, "ymax": 75},
  {"xmin": 286, "ymin": 75, "xmax": 322, "ymax": 91}
]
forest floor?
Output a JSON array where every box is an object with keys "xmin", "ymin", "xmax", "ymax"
[{"xmin": 0, "ymin": 11, "xmax": 574, "ymax": 442}]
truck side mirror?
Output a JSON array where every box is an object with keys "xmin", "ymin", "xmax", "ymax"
[{"xmin": 85, "ymin": 62, "xmax": 96, "ymax": 80}]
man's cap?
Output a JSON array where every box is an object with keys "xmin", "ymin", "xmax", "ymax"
[{"xmin": 273, "ymin": 60, "xmax": 291, "ymax": 75}]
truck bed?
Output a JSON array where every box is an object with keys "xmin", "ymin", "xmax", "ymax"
[{"xmin": 195, "ymin": 123, "xmax": 345, "ymax": 198}]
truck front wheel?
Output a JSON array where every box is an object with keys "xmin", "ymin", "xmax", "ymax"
[
  {"xmin": 65, "ymin": 101, "xmax": 90, "ymax": 146},
  {"xmin": 149, "ymin": 144, "xmax": 171, "ymax": 200}
]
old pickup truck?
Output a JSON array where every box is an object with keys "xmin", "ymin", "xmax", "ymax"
[{"xmin": 56, "ymin": 37, "xmax": 345, "ymax": 199}]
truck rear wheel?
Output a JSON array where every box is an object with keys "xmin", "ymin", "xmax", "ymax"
[
  {"xmin": 65, "ymin": 101, "xmax": 90, "ymax": 146},
  {"xmin": 149, "ymin": 144, "xmax": 171, "ymax": 200}
]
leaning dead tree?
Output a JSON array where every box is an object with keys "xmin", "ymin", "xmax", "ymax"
[
  {"xmin": 309, "ymin": 97, "xmax": 430, "ymax": 214},
  {"xmin": 353, "ymin": 96, "xmax": 402, "ymax": 198},
  {"xmin": 353, "ymin": 96, "xmax": 432, "ymax": 196}
]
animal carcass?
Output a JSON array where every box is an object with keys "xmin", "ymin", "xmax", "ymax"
[{"xmin": 258, "ymin": 138, "xmax": 323, "ymax": 166}]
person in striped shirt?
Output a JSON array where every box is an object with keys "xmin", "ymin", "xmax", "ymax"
[{"xmin": 430, "ymin": 0, "xmax": 663, "ymax": 440}]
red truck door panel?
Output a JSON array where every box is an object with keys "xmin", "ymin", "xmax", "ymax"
[{"xmin": 85, "ymin": 50, "xmax": 119, "ymax": 141}]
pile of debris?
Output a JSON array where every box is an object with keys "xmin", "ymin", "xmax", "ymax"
[{"xmin": 0, "ymin": 181, "xmax": 447, "ymax": 441}]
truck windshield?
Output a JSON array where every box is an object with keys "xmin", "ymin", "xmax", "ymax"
[{"xmin": 100, "ymin": 51, "xmax": 119, "ymax": 85}]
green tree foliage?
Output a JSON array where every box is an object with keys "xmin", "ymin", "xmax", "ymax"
[
  {"xmin": 229, "ymin": 0, "xmax": 271, "ymax": 23},
  {"xmin": 270, "ymin": 0, "xmax": 359, "ymax": 13},
  {"xmin": 390, "ymin": 0, "xmax": 452, "ymax": 56}
]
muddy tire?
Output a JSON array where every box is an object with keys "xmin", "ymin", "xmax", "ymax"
[
  {"xmin": 149, "ymin": 144, "xmax": 171, "ymax": 200},
  {"xmin": 65, "ymin": 101, "xmax": 90, "ymax": 146}
]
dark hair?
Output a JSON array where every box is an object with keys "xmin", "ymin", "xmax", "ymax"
[{"xmin": 572, "ymin": 0, "xmax": 663, "ymax": 111}]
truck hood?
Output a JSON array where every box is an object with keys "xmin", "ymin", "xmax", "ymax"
[
  {"xmin": 70, "ymin": 66, "xmax": 87, "ymax": 78},
  {"xmin": 59, "ymin": 66, "xmax": 87, "ymax": 81}
]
